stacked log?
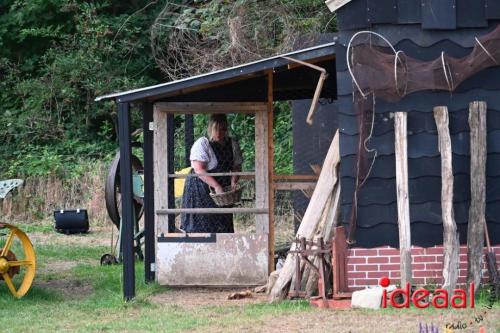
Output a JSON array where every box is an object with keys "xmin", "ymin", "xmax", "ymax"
[{"xmin": 268, "ymin": 130, "xmax": 341, "ymax": 303}]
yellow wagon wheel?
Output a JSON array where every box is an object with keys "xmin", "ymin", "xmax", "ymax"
[{"xmin": 0, "ymin": 223, "xmax": 36, "ymax": 298}]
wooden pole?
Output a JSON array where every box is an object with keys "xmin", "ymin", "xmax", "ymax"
[
  {"xmin": 433, "ymin": 106, "xmax": 459, "ymax": 295},
  {"xmin": 153, "ymin": 105, "xmax": 170, "ymax": 237},
  {"xmin": 118, "ymin": 102, "xmax": 135, "ymax": 300},
  {"xmin": 142, "ymin": 102, "xmax": 155, "ymax": 282},
  {"xmin": 467, "ymin": 101, "xmax": 487, "ymax": 293},
  {"xmin": 394, "ymin": 112, "xmax": 412, "ymax": 287},
  {"xmin": 268, "ymin": 70, "xmax": 275, "ymax": 274}
]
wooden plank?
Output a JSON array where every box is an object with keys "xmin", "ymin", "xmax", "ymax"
[
  {"xmin": 394, "ymin": 112, "xmax": 412, "ymax": 287},
  {"xmin": 273, "ymin": 182, "xmax": 317, "ymax": 191},
  {"xmin": 267, "ymin": 70, "xmax": 275, "ymax": 274},
  {"xmin": 325, "ymin": 0, "xmax": 353, "ymax": 12},
  {"xmin": 367, "ymin": 0, "xmax": 397, "ymax": 24},
  {"xmin": 153, "ymin": 104, "xmax": 169, "ymax": 237},
  {"xmin": 157, "ymin": 208, "xmax": 268, "ymax": 215},
  {"xmin": 467, "ymin": 101, "xmax": 487, "ymax": 293},
  {"xmin": 421, "ymin": 0, "xmax": 457, "ymax": 30},
  {"xmin": 255, "ymin": 107, "xmax": 269, "ymax": 235},
  {"xmin": 456, "ymin": 0, "xmax": 487, "ymax": 28},
  {"xmin": 273, "ymin": 175, "xmax": 319, "ymax": 181},
  {"xmin": 269, "ymin": 130, "xmax": 340, "ymax": 303},
  {"xmin": 168, "ymin": 171, "xmax": 254, "ymax": 178},
  {"xmin": 433, "ymin": 106, "xmax": 459, "ymax": 295},
  {"xmin": 154, "ymin": 102, "xmax": 267, "ymax": 114}
]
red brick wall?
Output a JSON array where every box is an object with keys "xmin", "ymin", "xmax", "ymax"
[{"xmin": 346, "ymin": 245, "xmax": 500, "ymax": 289}]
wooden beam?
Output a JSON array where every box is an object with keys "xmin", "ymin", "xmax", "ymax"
[
  {"xmin": 273, "ymin": 182, "xmax": 317, "ymax": 191},
  {"xmin": 255, "ymin": 108, "xmax": 269, "ymax": 235},
  {"xmin": 168, "ymin": 171, "xmax": 255, "ymax": 178},
  {"xmin": 142, "ymin": 102, "xmax": 155, "ymax": 282},
  {"xmin": 434, "ymin": 106, "xmax": 460, "ymax": 295},
  {"xmin": 273, "ymin": 175, "xmax": 319, "ymax": 181},
  {"xmin": 153, "ymin": 105, "xmax": 170, "ymax": 236},
  {"xmin": 267, "ymin": 70, "xmax": 275, "ymax": 274},
  {"xmin": 157, "ymin": 208, "xmax": 268, "ymax": 215},
  {"xmin": 394, "ymin": 112, "xmax": 412, "ymax": 287},
  {"xmin": 118, "ymin": 102, "xmax": 135, "ymax": 300},
  {"xmin": 467, "ymin": 101, "xmax": 487, "ymax": 293},
  {"xmin": 154, "ymin": 102, "xmax": 267, "ymax": 114}
]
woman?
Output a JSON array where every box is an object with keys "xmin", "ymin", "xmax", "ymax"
[{"xmin": 181, "ymin": 114, "xmax": 242, "ymax": 233}]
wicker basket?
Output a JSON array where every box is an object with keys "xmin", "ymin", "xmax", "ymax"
[{"xmin": 209, "ymin": 185, "xmax": 242, "ymax": 207}]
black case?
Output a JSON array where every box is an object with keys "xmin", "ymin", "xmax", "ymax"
[{"xmin": 54, "ymin": 209, "xmax": 89, "ymax": 234}]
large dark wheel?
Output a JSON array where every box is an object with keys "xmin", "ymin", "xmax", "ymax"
[{"xmin": 105, "ymin": 151, "xmax": 144, "ymax": 229}]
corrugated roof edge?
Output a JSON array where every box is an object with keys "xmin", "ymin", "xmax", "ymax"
[
  {"xmin": 325, "ymin": 0, "xmax": 352, "ymax": 12},
  {"xmin": 95, "ymin": 41, "xmax": 337, "ymax": 102}
]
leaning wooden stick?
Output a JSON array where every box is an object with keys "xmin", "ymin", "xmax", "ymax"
[{"xmin": 268, "ymin": 130, "xmax": 340, "ymax": 303}]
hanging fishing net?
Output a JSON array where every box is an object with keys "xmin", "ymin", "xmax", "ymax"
[{"xmin": 346, "ymin": 25, "xmax": 500, "ymax": 243}]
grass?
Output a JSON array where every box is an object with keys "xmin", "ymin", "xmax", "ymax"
[
  {"xmin": 0, "ymin": 236, "xmax": 312, "ymax": 333},
  {"xmin": 1, "ymin": 227, "xmax": 499, "ymax": 333}
]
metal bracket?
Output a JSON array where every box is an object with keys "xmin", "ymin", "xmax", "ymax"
[
  {"xmin": 150, "ymin": 263, "xmax": 156, "ymax": 272},
  {"xmin": 149, "ymin": 122, "xmax": 154, "ymax": 131}
]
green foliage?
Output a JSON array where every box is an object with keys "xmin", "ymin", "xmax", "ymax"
[
  {"xmin": 0, "ymin": 0, "xmax": 163, "ymax": 179},
  {"xmin": 0, "ymin": 0, "xmax": 335, "ymax": 180}
]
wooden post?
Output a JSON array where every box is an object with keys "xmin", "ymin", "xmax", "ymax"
[
  {"xmin": 433, "ymin": 106, "xmax": 459, "ymax": 294},
  {"xmin": 153, "ymin": 105, "xmax": 169, "ymax": 237},
  {"xmin": 467, "ymin": 101, "xmax": 487, "ymax": 293},
  {"xmin": 267, "ymin": 70, "xmax": 275, "ymax": 274},
  {"xmin": 255, "ymin": 110, "xmax": 269, "ymax": 234},
  {"xmin": 394, "ymin": 112, "xmax": 412, "ymax": 287},
  {"xmin": 118, "ymin": 102, "xmax": 135, "ymax": 300},
  {"xmin": 142, "ymin": 102, "xmax": 155, "ymax": 282}
]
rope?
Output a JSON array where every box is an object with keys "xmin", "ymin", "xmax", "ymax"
[{"xmin": 475, "ymin": 37, "xmax": 498, "ymax": 65}]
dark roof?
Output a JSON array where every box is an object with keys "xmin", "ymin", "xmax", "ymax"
[{"xmin": 95, "ymin": 41, "xmax": 337, "ymax": 104}]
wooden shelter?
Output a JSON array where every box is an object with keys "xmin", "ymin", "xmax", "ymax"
[{"xmin": 96, "ymin": 43, "xmax": 337, "ymax": 299}]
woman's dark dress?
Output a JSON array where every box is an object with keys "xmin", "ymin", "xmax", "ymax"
[{"xmin": 180, "ymin": 138, "xmax": 235, "ymax": 233}]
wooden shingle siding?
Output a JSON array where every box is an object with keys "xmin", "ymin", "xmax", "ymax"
[
  {"xmin": 456, "ymin": 0, "xmax": 487, "ymax": 28},
  {"xmin": 421, "ymin": 0, "xmax": 456, "ymax": 30},
  {"xmin": 335, "ymin": 1, "xmax": 500, "ymax": 247},
  {"xmin": 335, "ymin": 0, "xmax": 497, "ymax": 30},
  {"xmin": 485, "ymin": 0, "xmax": 500, "ymax": 19},
  {"xmin": 397, "ymin": 0, "xmax": 421, "ymax": 24},
  {"xmin": 337, "ymin": 0, "xmax": 368, "ymax": 30},
  {"xmin": 367, "ymin": 0, "xmax": 397, "ymax": 24}
]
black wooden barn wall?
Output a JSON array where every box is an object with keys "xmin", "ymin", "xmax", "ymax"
[{"xmin": 335, "ymin": 0, "xmax": 500, "ymax": 247}]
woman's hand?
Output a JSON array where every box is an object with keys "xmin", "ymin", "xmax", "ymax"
[{"xmin": 214, "ymin": 184, "xmax": 224, "ymax": 194}]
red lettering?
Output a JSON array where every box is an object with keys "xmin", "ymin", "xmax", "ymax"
[
  {"xmin": 432, "ymin": 289, "xmax": 449, "ymax": 308},
  {"xmin": 390, "ymin": 283, "xmax": 410, "ymax": 308},
  {"xmin": 470, "ymin": 282, "xmax": 475, "ymax": 308},
  {"xmin": 412, "ymin": 288, "xmax": 430, "ymax": 308},
  {"xmin": 382, "ymin": 289, "xmax": 387, "ymax": 308},
  {"xmin": 451, "ymin": 289, "xmax": 467, "ymax": 308}
]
